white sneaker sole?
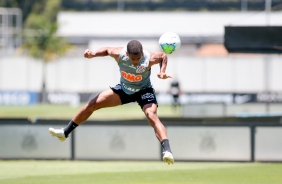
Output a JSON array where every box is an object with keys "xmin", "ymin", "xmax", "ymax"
[
  {"xmin": 49, "ymin": 128, "xmax": 66, "ymax": 142},
  {"xmin": 163, "ymin": 151, "xmax": 174, "ymax": 165}
]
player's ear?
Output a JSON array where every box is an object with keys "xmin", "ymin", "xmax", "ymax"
[{"xmin": 126, "ymin": 51, "xmax": 129, "ymax": 56}]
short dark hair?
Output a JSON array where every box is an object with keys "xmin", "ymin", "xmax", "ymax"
[{"xmin": 127, "ymin": 40, "xmax": 143, "ymax": 55}]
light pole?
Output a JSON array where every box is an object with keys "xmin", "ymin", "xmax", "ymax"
[
  {"xmin": 241, "ymin": 0, "xmax": 248, "ymax": 11},
  {"xmin": 265, "ymin": 0, "xmax": 272, "ymax": 25}
]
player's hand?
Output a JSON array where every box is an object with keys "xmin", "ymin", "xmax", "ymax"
[
  {"xmin": 84, "ymin": 49, "xmax": 93, "ymax": 59},
  {"xmin": 157, "ymin": 72, "xmax": 172, "ymax": 79}
]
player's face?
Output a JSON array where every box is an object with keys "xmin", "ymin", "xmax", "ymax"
[{"xmin": 127, "ymin": 52, "xmax": 143, "ymax": 66}]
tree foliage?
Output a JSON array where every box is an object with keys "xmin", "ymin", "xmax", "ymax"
[
  {"xmin": 22, "ymin": 0, "xmax": 70, "ymax": 61},
  {"xmin": 1, "ymin": 0, "xmax": 70, "ymax": 61}
]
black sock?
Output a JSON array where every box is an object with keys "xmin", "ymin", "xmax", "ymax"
[
  {"xmin": 161, "ymin": 139, "xmax": 172, "ymax": 153},
  {"xmin": 63, "ymin": 120, "xmax": 78, "ymax": 137}
]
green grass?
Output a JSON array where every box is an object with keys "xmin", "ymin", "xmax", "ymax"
[
  {"xmin": 0, "ymin": 104, "xmax": 182, "ymax": 120},
  {"xmin": 0, "ymin": 161, "xmax": 282, "ymax": 184}
]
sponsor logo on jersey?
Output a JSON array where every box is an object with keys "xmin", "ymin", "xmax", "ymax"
[
  {"xmin": 121, "ymin": 71, "xmax": 142, "ymax": 82},
  {"xmin": 122, "ymin": 83, "xmax": 140, "ymax": 92},
  {"xmin": 136, "ymin": 65, "xmax": 146, "ymax": 73}
]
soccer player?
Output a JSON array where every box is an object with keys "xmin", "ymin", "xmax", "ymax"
[
  {"xmin": 170, "ymin": 78, "xmax": 181, "ymax": 110},
  {"xmin": 49, "ymin": 40, "xmax": 174, "ymax": 165}
]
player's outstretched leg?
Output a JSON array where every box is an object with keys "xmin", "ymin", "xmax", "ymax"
[{"xmin": 49, "ymin": 127, "xmax": 67, "ymax": 142}]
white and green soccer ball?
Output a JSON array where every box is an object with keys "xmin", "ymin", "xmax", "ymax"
[{"xmin": 159, "ymin": 32, "xmax": 181, "ymax": 54}]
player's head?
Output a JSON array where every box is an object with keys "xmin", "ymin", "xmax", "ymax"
[
  {"xmin": 127, "ymin": 40, "xmax": 143, "ymax": 65},
  {"xmin": 127, "ymin": 40, "xmax": 143, "ymax": 54}
]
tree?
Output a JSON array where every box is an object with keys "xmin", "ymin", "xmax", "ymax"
[{"xmin": 21, "ymin": 0, "xmax": 71, "ymax": 103}]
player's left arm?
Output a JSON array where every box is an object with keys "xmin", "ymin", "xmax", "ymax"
[
  {"xmin": 149, "ymin": 52, "xmax": 172, "ymax": 79},
  {"xmin": 84, "ymin": 47, "xmax": 122, "ymax": 62}
]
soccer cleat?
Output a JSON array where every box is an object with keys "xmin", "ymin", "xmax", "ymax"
[
  {"xmin": 49, "ymin": 127, "xmax": 67, "ymax": 142},
  {"xmin": 162, "ymin": 151, "xmax": 174, "ymax": 165}
]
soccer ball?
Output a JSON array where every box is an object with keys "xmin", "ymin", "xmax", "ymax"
[{"xmin": 159, "ymin": 32, "xmax": 181, "ymax": 54}]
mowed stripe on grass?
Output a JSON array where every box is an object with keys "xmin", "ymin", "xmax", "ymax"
[{"xmin": 1, "ymin": 161, "xmax": 282, "ymax": 184}]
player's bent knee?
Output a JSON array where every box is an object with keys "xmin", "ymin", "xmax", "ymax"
[
  {"xmin": 86, "ymin": 100, "xmax": 100, "ymax": 112},
  {"xmin": 145, "ymin": 111, "xmax": 158, "ymax": 122}
]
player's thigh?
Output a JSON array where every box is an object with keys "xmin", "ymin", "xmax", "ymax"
[
  {"xmin": 143, "ymin": 103, "xmax": 158, "ymax": 115},
  {"xmin": 89, "ymin": 88, "xmax": 122, "ymax": 109}
]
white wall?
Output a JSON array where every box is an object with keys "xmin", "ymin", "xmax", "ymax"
[
  {"xmin": 75, "ymin": 125, "xmax": 159, "ymax": 160},
  {"xmin": 0, "ymin": 124, "xmax": 71, "ymax": 159},
  {"xmin": 0, "ymin": 56, "xmax": 42, "ymax": 91},
  {"xmin": 255, "ymin": 127, "xmax": 282, "ymax": 161},
  {"xmin": 0, "ymin": 55, "xmax": 281, "ymax": 93},
  {"xmin": 2, "ymin": 122, "xmax": 282, "ymax": 162},
  {"xmin": 168, "ymin": 126, "xmax": 251, "ymax": 161}
]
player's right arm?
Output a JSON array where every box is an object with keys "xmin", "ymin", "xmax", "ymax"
[{"xmin": 84, "ymin": 47, "xmax": 123, "ymax": 62}]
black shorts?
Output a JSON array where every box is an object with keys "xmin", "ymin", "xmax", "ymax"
[{"xmin": 110, "ymin": 84, "xmax": 158, "ymax": 109}]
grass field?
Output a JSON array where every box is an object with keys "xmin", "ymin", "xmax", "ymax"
[
  {"xmin": 0, "ymin": 103, "xmax": 182, "ymax": 120},
  {"xmin": 1, "ymin": 161, "xmax": 282, "ymax": 184}
]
